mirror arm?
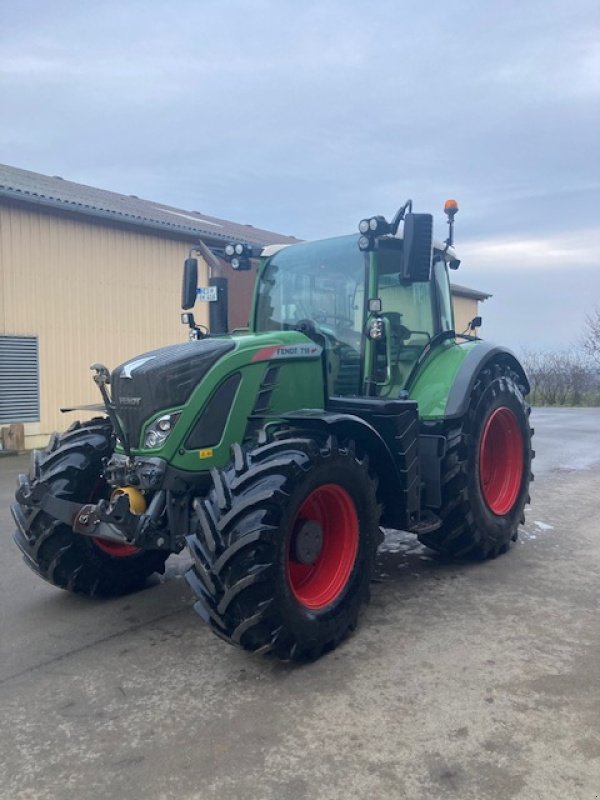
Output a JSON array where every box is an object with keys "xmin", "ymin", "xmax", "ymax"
[
  {"xmin": 193, "ymin": 239, "xmax": 223, "ymax": 279},
  {"xmin": 390, "ymin": 199, "xmax": 413, "ymax": 236}
]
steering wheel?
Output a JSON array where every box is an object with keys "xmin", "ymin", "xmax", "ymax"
[
  {"xmin": 311, "ymin": 310, "xmax": 354, "ymax": 329},
  {"xmin": 294, "ymin": 319, "xmax": 320, "ymax": 337}
]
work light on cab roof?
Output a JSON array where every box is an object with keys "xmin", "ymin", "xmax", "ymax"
[
  {"xmin": 224, "ymin": 241, "xmax": 253, "ymax": 270},
  {"xmin": 357, "ymin": 198, "xmax": 424, "ymax": 253}
]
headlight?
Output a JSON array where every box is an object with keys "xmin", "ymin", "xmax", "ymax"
[
  {"xmin": 368, "ymin": 319, "xmax": 385, "ymax": 340},
  {"xmin": 144, "ymin": 412, "xmax": 181, "ymax": 449}
]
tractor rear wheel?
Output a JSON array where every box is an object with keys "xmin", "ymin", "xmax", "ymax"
[
  {"xmin": 185, "ymin": 434, "xmax": 380, "ymax": 660},
  {"xmin": 12, "ymin": 418, "xmax": 168, "ymax": 596},
  {"xmin": 418, "ymin": 363, "xmax": 534, "ymax": 559}
]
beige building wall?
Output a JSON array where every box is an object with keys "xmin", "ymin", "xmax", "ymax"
[
  {"xmin": 452, "ymin": 295, "xmax": 479, "ymax": 335},
  {"xmin": 0, "ymin": 202, "xmax": 208, "ymax": 447}
]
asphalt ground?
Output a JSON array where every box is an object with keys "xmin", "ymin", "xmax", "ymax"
[{"xmin": 1, "ymin": 407, "xmax": 599, "ymax": 800}]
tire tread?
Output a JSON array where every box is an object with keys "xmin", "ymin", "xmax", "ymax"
[{"xmin": 13, "ymin": 418, "xmax": 168, "ymax": 597}]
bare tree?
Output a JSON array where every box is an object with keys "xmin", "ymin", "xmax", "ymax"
[
  {"xmin": 520, "ymin": 348, "xmax": 598, "ymax": 406},
  {"xmin": 582, "ymin": 306, "xmax": 600, "ymax": 366}
]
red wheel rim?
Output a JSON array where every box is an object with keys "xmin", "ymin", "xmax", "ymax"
[
  {"xmin": 93, "ymin": 538, "xmax": 141, "ymax": 557},
  {"xmin": 286, "ymin": 484, "xmax": 359, "ymax": 610},
  {"xmin": 479, "ymin": 407, "xmax": 524, "ymax": 515}
]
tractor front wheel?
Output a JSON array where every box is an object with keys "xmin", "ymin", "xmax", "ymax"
[
  {"xmin": 418, "ymin": 363, "xmax": 534, "ymax": 559},
  {"xmin": 185, "ymin": 435, "xmax": 380, "ymax": 660},
  {"xmin": 12, "ymin": 419, "xmax": 168, "ymax": 596}
]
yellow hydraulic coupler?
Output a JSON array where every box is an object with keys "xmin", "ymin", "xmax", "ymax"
[{"xmin": 110, "ymin": 486, "xmax": 147, "ymax": 515}]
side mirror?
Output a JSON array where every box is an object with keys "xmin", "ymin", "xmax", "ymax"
[
  {"xmin": 182, "ymin": 258, "xmax": 198, "ymax": 310},
  {"xmin": 469, "ymin": 316, "xmax": 482, "ymax": 330},
  {"xmin": 402, "ymin": 213, "xmax": 433, "ymax": 282}
]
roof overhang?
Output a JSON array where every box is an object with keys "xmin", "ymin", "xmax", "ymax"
[{"xmin": 450, "ymin": 282, "xmax": 492, "ymax": 301}]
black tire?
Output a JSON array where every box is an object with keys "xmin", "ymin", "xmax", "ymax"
[
  {"xmin": 418, "ymin": 363, "xmax": 534, "ymax": 559},
  {"xmin": 185, "ymin": 434, "xmax": 380, "ymax": 660},
  {"xmin": 12, "ymin": 418, "xmax": 168, "ymax": 596}
]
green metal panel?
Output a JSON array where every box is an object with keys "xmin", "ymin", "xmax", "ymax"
[
  {"xmin": 126, "ymin": 330, "xmax": 325, "ymax": 471},
  {"xmin": 408, "ymin": 339, "xmax": 480, "ymax": 419}
]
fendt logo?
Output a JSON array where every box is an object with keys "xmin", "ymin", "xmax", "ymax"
[
  {"xmin": 119, "ymin": 397, "xmax": 142, "ymax": 406},
  {"xmin": 252, "ymin": 344, "xmax": 322, "ymax": 363}
]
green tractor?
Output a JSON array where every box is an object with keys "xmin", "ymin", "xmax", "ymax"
[{"xmin": 12, "ymin": 199, "xmax": 533, "ymax": 660}]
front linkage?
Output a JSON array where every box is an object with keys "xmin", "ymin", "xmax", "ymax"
[
  {"xmin": 11, "ymin": 417, "xmax": 170, "ymax": 597},
  {"xmin": 14, "ymin": 470, "xmax": 172, "ymax": 551},
  {"xmin": 14, "ymin": 361, "xmax": 188, "ymax": 557}
]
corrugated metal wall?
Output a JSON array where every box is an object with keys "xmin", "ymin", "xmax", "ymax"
[
  {"xmin": 0, "ymin": 202, "xmax": 208, "ymax": 446},
  {"xmin": 453, "ymin": 295, "xmax": 480, "ymax": 336}
]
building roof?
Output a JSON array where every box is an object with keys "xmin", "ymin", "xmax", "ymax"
[
  {"xmin": 0, "ymin": 164, "xmax": 491, "ymax": 301},
  {"xmin": 450, "ymin": 282, "xmax": 491, "ymax": 301},
  {"xmin": 0, "ymin": 163, "xmax": 300, "ymax": 249}
]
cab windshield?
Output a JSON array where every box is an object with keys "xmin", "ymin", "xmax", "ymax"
[
  {"xmin": 255, "ymin": 235, "xmax": 366, "ymax": 345},
  {"xmin": 254, "ymin": 235, "xmax": 366, "ymax": 395}
]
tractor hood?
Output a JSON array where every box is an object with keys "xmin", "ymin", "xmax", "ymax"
[{"xmin": 111, "ymin": 339, "xmax": 235, "ymax": 448}]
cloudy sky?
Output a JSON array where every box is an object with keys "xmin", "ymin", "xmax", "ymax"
[{"xmin": 2, "ymin": 0, "xmax": 599, "ymax": 352}]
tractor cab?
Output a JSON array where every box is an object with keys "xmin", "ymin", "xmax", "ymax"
[{"xmin": 253, "ymin": 200, "xmax": 461, "ymax": 402}]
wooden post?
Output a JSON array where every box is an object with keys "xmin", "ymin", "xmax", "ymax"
[{"xmin": 1, "ymin": 423, "xmax": 25, "ymax": 452}]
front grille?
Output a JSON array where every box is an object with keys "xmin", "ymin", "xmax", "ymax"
[{"xmin": 111, "ymin": 339, "xmax": 234, "ymax": 447}]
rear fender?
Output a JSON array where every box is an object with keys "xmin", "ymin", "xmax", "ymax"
[
  {"xmin": 445, "ymin": 343, "xmax": 530, "ymax": 419},
  {"xmin": 410, "ymin": 340, "xmax": 530, "ymax": 420},
  {"xmin": 410, "ymin": 341, "xmax": 530, "ymax": 508}
]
